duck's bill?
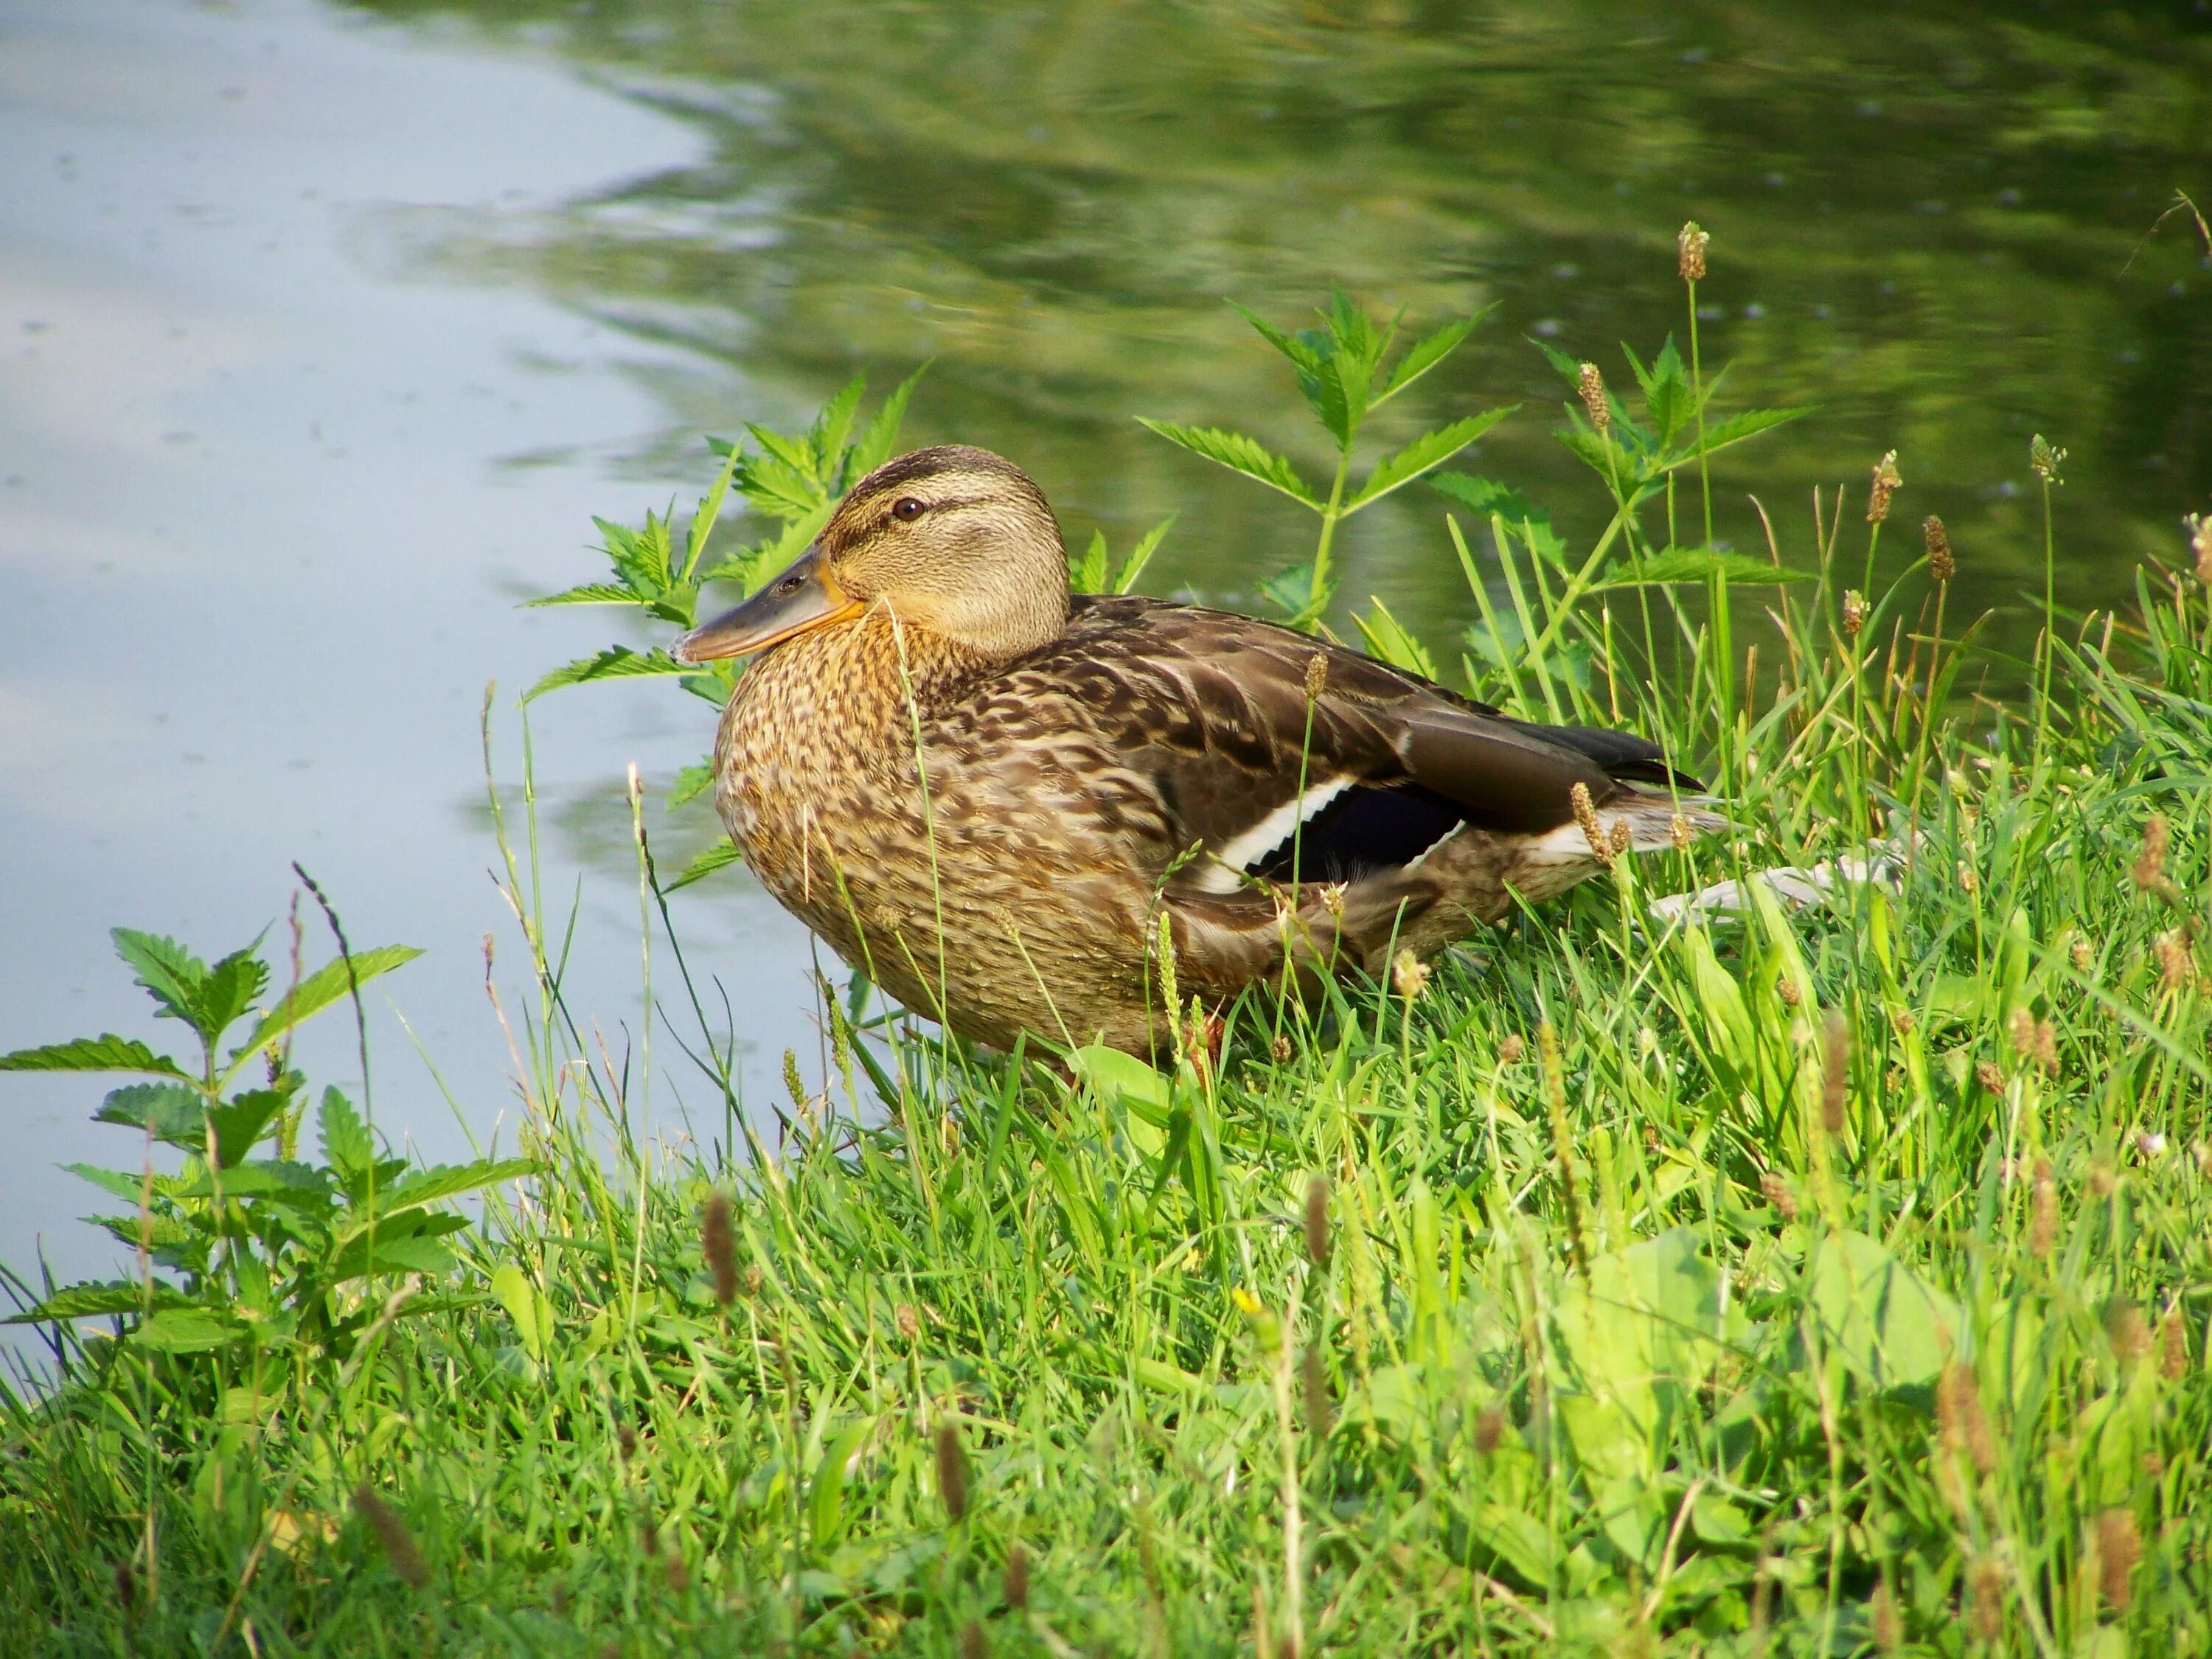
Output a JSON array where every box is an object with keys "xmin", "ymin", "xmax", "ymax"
[{"xmin": 673, "ymin": 546, "xmax": 864, "ymax": 663}]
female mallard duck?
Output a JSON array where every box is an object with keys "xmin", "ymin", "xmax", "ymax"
[{"xmin": 677, "ymin": 445, "xmax": 1720, "ymax": 1056}]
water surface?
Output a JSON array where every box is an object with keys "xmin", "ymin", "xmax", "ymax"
[{"xmin": 3, "ymin": 0, "xmax": 2208, "ymax": 1312}]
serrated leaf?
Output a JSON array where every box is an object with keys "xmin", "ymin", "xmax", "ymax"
[
  {"xmin": 1072, "ymin": 529, "xmax": 1110, "ymax": 594},
  {"xmin": 1258, "ymin": 562, "xmax": 1330, "ymax": 622},
  {"xmin": 133, "ymin": 1307, "xmax": 246, "ymax": 1352},
  {"xmin": 808, "ymin": 377, "xmax": 867, "ymax": 479},
  {"xmin": 319, "ymin": 1088, "xmax": 372, "ymax": 1183},
  {"xmin": 4, "ymin": 1279, "xmax": 191, "ymax": 1324},
  {"xmin": 376, "ymin": 1158, "xmax": 537, "ymax": 1214},
  {"xmin": 63, "ymin": 1162, "xmax": 158, "ymax": 1205},
  {"xmin": 1590, "ymin": 549, "xmax": 1815, "ymax": 590},
  {"xmin": 88, "ymin": 1213, "xmax": 197, "ymax": 1254},
  {"xmin": 524, "ymin": 646, "xmax": 694, "ymax": 702},
  {"xmin": 196, "ymin": 948, "xmax": 270, "ymax": 1046},
  {"xmin": 1135, "ymin": 420, "xmax": 1318, "ymax": 507},
  {"xmin": 1687, "ymin": 406, "xmax": 1810, "ymax": 458},
  {"xmin": 1114, "ymin": 515, "xmax": 1175, "ymax": 595},
  {"xmin": 235, "ymin": 945, "xmax": 422, "ymax": 1066},
  {"xmin": 0, "ymin": 1034, "xmax": 189, "ymax": 1078},
  {"xmin": 681, "ymin": 442, "xmax": 745, "ymax": 582},
  {"xmin": 1346, "ymin": 408, "xmax": 1514, "ymax": 511},
  {"xmin": 525, "ymin": 582, "xmax": 645, "ymax": 608},
  {"xmin": 667, "ymin": 837, "xmax": 745, "ymax": 891},
  {"xmin": 95, "ymin": 1082, "xmax": 209, "ymax": 1150},
  {"xmin": 331, "ymin": 1233, "xmax": 460, "ymax": 1281},
  {"xmin": 1354, "ymin": 598, "xmax": 1437, "ymax": 679},
  {"xmin": 847, "ymin": 364, "xmax": 929, "ymax": 481},
  {"xmin": 1376, "ymin": 313, "xmax": 1485, "ymax": 405},
  {"xmin": 667, "ymin": 762, "xmax": 716, "ymax": 811},
  {"xmin": 110, "ymin": 929, "xmax": 207, "ymax": 1029},
  {"xmin": 1429, "ymin": 471, "xmax": 1548, "ymax": 532},
  {"xmin": 1228, "ymin": 300, "xmax": 1326, "ymax": 378},
  {"xmin": 207, "ymin": 1088, "xmax": 291, "ymax": 1168}
]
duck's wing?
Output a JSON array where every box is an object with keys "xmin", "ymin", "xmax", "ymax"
[{"xmin": 1011, "ymin": 597, "xmax": 1700, "ymax": 894}]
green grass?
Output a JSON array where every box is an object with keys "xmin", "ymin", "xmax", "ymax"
[{"xmin": 5, "ymin": 296, "xmax": 2212, "ymax": 1657}]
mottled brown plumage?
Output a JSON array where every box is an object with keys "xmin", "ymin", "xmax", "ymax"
[{"xmin": 678, "ymin": 445, "xmax": 1721, "ymax": 1055}]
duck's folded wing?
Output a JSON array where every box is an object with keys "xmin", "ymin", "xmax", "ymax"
[{"xmin": 1042, "ymin": 598, "xmax": 1691, "ymax": 893}]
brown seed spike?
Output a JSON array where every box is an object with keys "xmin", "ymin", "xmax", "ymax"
[
  {"xmin": 1302, "ymin": 1174, "xmax": 1331, "ymax": 1265},
  {"xmin": 1303, "ymin": 652, "xmax": 1328, "ymax": 702},
  {"xmin": 1570, "ymin": 781, "xmax": 1610, "ymax": 862},
  {"xmin": 1866, "ymin": 452, "xmax": 1902, "ymax": 524},
  {"xmin": 2096, "ymin": 1510, "xmax": 2140, "ymax": 1613},
  {"xmin": 896, "ymin": 1302, "xmax": 920, "ymax": 1342},
  {"xmin": 959, "ymin": 1619, "xmax": 990, "ymax": 1659},
  {"xmin": 1820, "ymin": 1012, "xmax": 1849, "ymax": 1136},
  {"xmin": 2191, "ymin": 512, "xmax": 2212, "ymax": 585},
  {"xmin": 1677, "ymin": 220, "xmax": 1710, "ymax": 283},
  {"xmin": 1472, "ymin": 1405, "xmax": 1506, "ymax": 1454},
  {"xmin": 1760, "ymin": 1169, "xmax": 1798, "ymax": 1222},
  {"xmin": 2160, "ymin": 1302, "xmax": 2189, "ymax": 1380},
  {"xmin": 2133, "ymin": 813, "xmax": 2171, "ymax": 892},
  {"xmin": 1923, "ymin": 515, "xmax": 1954, "ymax": 583},
  {"xmin": 353, "ymin": 1484, "xmax": 428, "ymax": 1590},
  {"xmin": 1301, "ymin": 1345, "xmax": 1334, "ymax": 1442},
  {"xmin": 2029, "ymin": 1158, "xmax": 2056, "ymax": 1257},
  {"xmin": 934, "ymin": 1419, "xmax": 970, "ymax": 1524},
  {"xmin": 1003, "ymin": 1543, "xmax": 1031, "ymax": 1611},
  {"xmin": 1966, "ymin": 1555, "xmax": 2005, "ymax": 1640},
  {"xmin": 1576, "ymin": 362, "xmax": 1611, "ymax": 433},
  {"xmin": 2106, "ymin": 1300, "xmax": 2151, "ymax": 1367},
  {"xmin": 702, "ymin": 1192, "xmax": 737, "ymax": 1311},
  {"xmin": 1498, "ymin": 1032, "xmax": 1526, "ymax": 1065},
  {"xmin": 1871, "ymin": 1579, "xmax": 1902, "ymax": 1654}
]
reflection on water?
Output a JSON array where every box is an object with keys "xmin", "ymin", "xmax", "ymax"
[
  {"xmin": 1, "ymin": 0, "xmax": 2208, "ymax": 1318},
  {"xmin": 366, "ymin": 0, "xmax": 2212, "ymax": 650}
]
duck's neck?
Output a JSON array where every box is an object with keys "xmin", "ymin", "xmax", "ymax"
[{"xmin": 745, "ymin": 608, "xmax": 1004, "ymax": 731}]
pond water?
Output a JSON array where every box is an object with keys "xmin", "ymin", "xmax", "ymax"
[{"xmin": 3, "ymin": 0, "xmax": 2208, "ymax": 1309}]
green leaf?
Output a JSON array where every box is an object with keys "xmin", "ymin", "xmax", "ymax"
[
  {"xmin": 490, "ymin": 1262, "xmax": 552, "ymax": 1362},
  {"xmin": 1553, "ymin": 1229, "xmax": 1732, "ymax": 1481},
  {"xmin": 319, "ymin": 1088, "xmax": 373, "ymax": 1183},
  {"xmin": 377, "ymin": 1158, "xmax": 537, "ymax": 1214},
  {"xmin": 810, "ymin": 1419, "xmax": 874, "ymax": 1549},
  {"xmin": 1114, "ymin": 516, "xmax": 1175, "ymax": 595},
  {"xmin": 234, "ymin": 945, "xmax": 422, "ymax": 1067},
  {"xmin": 0, "ymin": 1035, "xmax": 189, "ymax": 1079},
  {"xmin": 808, "ymin": 377, "xmax": 867, "ymax": 480},
  {"xmin": 667, "ymin": 762, "xmax": 716, "ymax": 812},
  {"xmin": 1375, "ymin": 313, "xmax": 1486, "ymax": 405},
  {"xmin": 1258, "ymin": 562, "xmax": 1331, "ymax": 624},
  {"xmin": 1588, "ymin": 548, "xmax": 1815, "ymax": 590},
  {"xmin": 1805, "ymin": 1230, "xmax": 1959, "ymax": 1390},
  {"xmin": 206, "ymin": 1088, "xmax": 291, "ymax": 1168},
  {"xmin": 108, "ymin": 930, "xmax": 208, "ymax": 1029},
  {"xmin": 1071, "ymin": 529, "xmax": 1110, "ymax": 595},
  {"xmin": 526, "ymin": 582, "xmax": 647, "ymax": 608},
  {"xmin": 195, "ymin": 948, "xmax": 271, "ymax": 1047},
  {"xmin": 847, "ymin": 364, "xmax": 929, "ymax": 481},
  {"xmin": 4, "ymin": 1280, "xmax": 190, "ymax": 1324},
  {"xmin": 667, "ymin": 837, "xmax": 745, "ymax": 891},
  {"xmin": 132, "ymin": 1307, "xmax": 246, "ymax": 1352},
  {"xmin": 1354, "ymin": 599, "xmax": 1437, "ymax": 680},
  {"xmin": 1687, "ymin": 406, "xmax": 1810, "ymax": 458},
  {"xmin": 1346, "ymin": 408, "xmax": 1514, "ymax": 511},
  {"xmin": 62, "ymin": 1162, "xmax": 153, "ymax": 1206},
  {"xmin": 95, "ymin": 1082, "xmax": 209, "ymax": 1149},
  {"xmin": 332, "ymin": 1234, "xmax": 459, "ymax": 1279},
  {"xmin": 1428, "ymin": 471, "xmax": 1548, "ymax": 532},
  {"xmin": 1134, "ymin": 420, "xmax": 1318, "ymax": 507},
  {"xmin": 1228, "ymin": 300, "xmax": 1326, "ymax": 379},
  {"xmin": 1622, "ymin": 337, "xmax": 1693, "ymax": 448},
  {"xmin": 524, "ymin": 646, "xmax": 694, "ymax": 702}
]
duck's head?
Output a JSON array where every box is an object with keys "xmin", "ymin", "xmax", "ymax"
[{"xmin": 675, "ymin": 445, "xmax": 1070, "ymax": 667}]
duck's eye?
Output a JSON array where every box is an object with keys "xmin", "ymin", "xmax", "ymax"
[
  {"xmin": 891, "ymin": 497, "xmax": 926, "ymax": 522},
  {"xmin": 776, "ymin": 574, "xmax": 804, "ymax": 596}
]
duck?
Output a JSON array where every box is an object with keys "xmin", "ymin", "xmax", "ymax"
[{"xmin": 675, "ymin": 444, "xmax": 1721, "ymax": 1057}]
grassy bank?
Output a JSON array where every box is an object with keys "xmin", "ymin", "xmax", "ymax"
[{"xmin": 4, "ymin": 291, "xmax": 2211, "ymax": 1656}]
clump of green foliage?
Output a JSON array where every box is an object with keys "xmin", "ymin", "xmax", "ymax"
[{"xmin": 4, "ymin": 257, "xmax": 2210, "ymax": 1657}]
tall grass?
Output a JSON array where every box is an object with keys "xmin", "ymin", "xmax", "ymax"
[{"xmin": 4, "ymin": 294, "xmax": 2211, "ymax": 1657}]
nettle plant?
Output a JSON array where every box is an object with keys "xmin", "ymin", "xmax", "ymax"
[
  {"xmin": 526, "ymin": 366, "xmax": 1170, "ymax": 888},
  {"xmin": 1, "ymin": 926, "xmax": 530, "ymax": 1362},
  {"xmin": 529, "ymin": 289, "xmax": 1809, "ymax": 888}
]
